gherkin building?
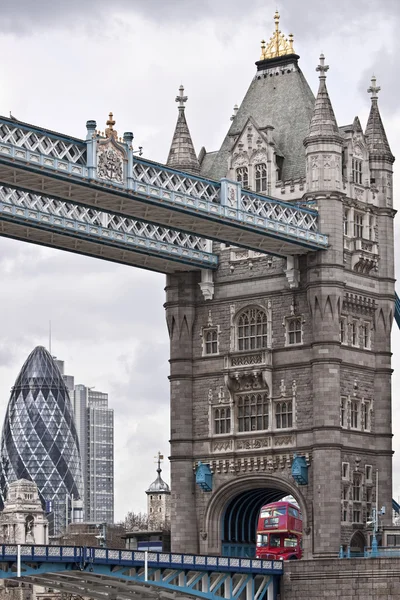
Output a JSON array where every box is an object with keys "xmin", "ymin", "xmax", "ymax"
[{"xmin": 0, "ymin": 346, "xmax": 83, "ymax": 535}]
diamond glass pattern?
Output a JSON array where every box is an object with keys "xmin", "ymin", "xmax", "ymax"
[{"xmin": 0, "ymin": 347, "xmax": 83, "ymax": 535}]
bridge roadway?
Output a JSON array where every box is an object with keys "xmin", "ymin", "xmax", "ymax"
[
  {"xmin": 0, "ymin": 116, "xmax": 328, "ymax": 272},
  {"xmin": 0, "ymin": 544, "xmax": 282, "ymax": 600}
]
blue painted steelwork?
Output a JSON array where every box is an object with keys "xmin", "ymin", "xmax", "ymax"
[
  {"xmin": 0, "ymin": 186, "xmax": 217, "ymax": 272},
  {"xmin": 196, "ymin": 462, "xmax": 213, "ymax": 491},
  {"xmin": 291, "ymin": 455, "xmax": 308, "ymax": 485},
  {"xmin": 0, "ymin": 545, "xmax": 282, "ymax": 600},
  {"xmin": 395, "ymin": 292, "xmax": 400, "ymax": 328},
  {"xmin": 0, "ymin": 115, "xmax": 329, "ymax": 255},
  {"xmin": 392, "ymin": 498, "xmax": 400, "ymax": 514}
]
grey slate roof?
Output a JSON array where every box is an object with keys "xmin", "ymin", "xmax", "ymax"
[
  {"xmin": 305, "ymin": 75, "xmax": 341, "ymax": 143},
  {"xmin": 365, "ymin": 99, "xmax": 394, "ymax": 162},
  {"xmin": 200, "ymin": 62, "xmax": 315, "ymax": 182},
  {"xmin": 167, "ymin": 109, "xmax": 200, "ymax": 174}
]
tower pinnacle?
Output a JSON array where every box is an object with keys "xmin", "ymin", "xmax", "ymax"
[
  {"xmin": 176, "ymin": 85, "xmax": 188, "ymax": 111},
  {"xmin": 365, "ymin": 75, "xmax": 394, "ymax": 162},
  {"xmin": 316, "ymin": 53, "xmax": 329, "ymax": 80},
  {"xmin": 367, "ymin": 75, "xmax": 381, "ymax": 100},
  {"xmin": 304, "ymin": 53, "xmax": 341, "ymax": 143},
  {"xmin": 167, "ymin": 85, "xmax": 200, "ymax": 174}
]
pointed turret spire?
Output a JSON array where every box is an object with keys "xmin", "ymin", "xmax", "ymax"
[
  {"xmin": 167, "ymin": 85, "xmax": 200, "ymax": 174},
  {"xmin": 365, "ymin": 76, "xmax": 394, "ymax": 162},
  {"xmin": 305, "ymin": 54, "xmax": 341, "ymax": 143}
]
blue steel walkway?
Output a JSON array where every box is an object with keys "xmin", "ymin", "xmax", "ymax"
[
  {"xmin": 0, "ymin": 545, "xmax": 282, "ymax": 600},
  {"xmin": 0, "ymin": 115, "xmax": 328, "ymax": 266}
]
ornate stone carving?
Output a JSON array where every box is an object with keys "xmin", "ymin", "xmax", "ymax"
[
  {"xmin": 97, "ymin": 145, "xmax": 123, "ymax": 183},
  {"xmin": 274, "ymin": 435, "xmax": 294, "ymax": 446},
  {"xmin": 212, "ymin": 440, "xmax": 233, "ymax": 452},
  {"xmin": 236, "ymin": 437, "xmax": 271, "ymax": 450}
]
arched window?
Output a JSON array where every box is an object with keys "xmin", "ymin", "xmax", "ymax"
[
  {"xmin": 236, "ymin": 166, "xmax": 249, "ymax": 189},
  {"xmin": 237, "ymin": 308, "xmax": 268, "ymax": 351},
  {"xmin": 214, "ymin": 407, "xmax": 231, "ymax": 435},
  {"xmin": 255, "ymin": 163, "xmax": 267, "ymax": 193},
  {"xmin": 204, "ymin": 329, "xmax": 218, "ymax": 355},
  {"xmin": 237, "ymin": 393, "xmax": 269, "ymax": 432},
  {"xmin": 275, "ymin": 401, "xmax": 293, "ymax": 429},
  {"xmin": 350, "ymin": 400, "xmax": 359, "ymax": 429}
]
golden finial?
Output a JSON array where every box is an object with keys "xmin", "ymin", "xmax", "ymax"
[
  {"xmin": 260, "ymin": 11, "xmax": 296, "ymax": 60},
  {"xmin": 105, "ymin": 112, "xmax": 118, "ymax": 139}
]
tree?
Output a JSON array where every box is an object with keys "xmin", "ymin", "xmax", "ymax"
[{"xmin": 123, "ymin": 511, "xmax": 149, "ymax": 531}]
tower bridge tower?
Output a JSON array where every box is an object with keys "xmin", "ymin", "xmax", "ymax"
[{"xmin": 165, "ymin": 12, "xmax": 395, "ymax": 558}]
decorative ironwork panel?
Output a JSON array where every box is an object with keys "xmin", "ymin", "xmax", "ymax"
[
  {"xmin": 121, "ymin": 551, "xmax": 133, "ymax": 560},
  {"xmin": 48, "ymin": 547, "xmax": 61, "ymax": 557},
  {"xmin": 132, "ymin": 160, "xmax": 220, "ymax": 203},
  {"xmin": 0, "ymin": 121, "xmax": 86, "ymax": 164},
  {"xmin": 171, "ymin": 554, "xmax": 182, "ymax": 563},
  {"xmin": 108, "ymin": 550, "xmax": 120, "ymax": 560},
  {"xmin": 160, "ymin": 553, "xmax": 170, "ymax": 562},
  {"xmin": 95, "ymin": 549, "xmax": 107, "ymax": 559},
  {"xmin": 0, "ymin": 187, "xmax": 208, "ymax": 253},
  {"xmin": 34, "ymin": 547, "xmax": 47, "ymax": 556},
  {"xmin": 61, "ymin": 547, "xmax": 76, "ymax": 557},
  {"xmin": 241, "ymin": 192, "xmax": 318, "ymax": 231}
]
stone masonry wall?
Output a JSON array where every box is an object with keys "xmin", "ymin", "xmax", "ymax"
[{"xmin": 282, "ymin": 558, "xmax": 400, "ymax": 600}]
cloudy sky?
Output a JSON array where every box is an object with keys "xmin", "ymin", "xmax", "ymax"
[{"xmin": 0, "ymin": 0, "xmax": 399, "ymax": 521}]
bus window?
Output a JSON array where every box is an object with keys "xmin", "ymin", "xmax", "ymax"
[
  {"xmin": 261, "ymin": 507, "xmax": 287, "ymax": 518},
  {"xmin": 288, "ymin": 507, "xmax": 299, "ymax": 518},
  {"xmin": 269, "ymin": 534, "xmax": 281, "ymax": 547},
  {"xmin": 283, "ymin": 534, "xmax": 298, "ymax": 548},
  {"xmin": 256, "ymin": 534, "xmax": 268, "ymax": 546}
]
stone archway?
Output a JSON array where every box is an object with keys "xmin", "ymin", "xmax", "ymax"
[
  {"xmin": 202, "ymin": 474, "xmax": 311, "ymax": 558},
  {"xmin": 350, "ymin": 530, "xmax": 366, "ymax": 555}
]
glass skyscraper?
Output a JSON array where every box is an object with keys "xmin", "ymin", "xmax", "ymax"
[
  {"xmin": 73, "ymin": 385, "xmax": 114, "ymax": 523},
  {"xmin": 0, "ymin": 346, "xmax": 83, "ymax": 535}
]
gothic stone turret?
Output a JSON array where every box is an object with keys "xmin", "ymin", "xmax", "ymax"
[{"xmin": 165, "ymin": 13, "xmax": 395, "ymax": 559}]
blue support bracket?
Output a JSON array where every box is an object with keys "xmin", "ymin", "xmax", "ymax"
[
  {"xmin": 196, "ymin": 462, "xmax": 213, "ymax": 492},
  {"xmin": 291, "ymin": 454, "xmax": 309, "ymax": 485}
]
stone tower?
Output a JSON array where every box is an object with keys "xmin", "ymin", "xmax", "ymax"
[
  {"xmin": 0, "ymin": 479, "xmax": 48, "ymax": 544},
  {"xmin": 146, "ymin": 452, "xmax": 171, "ymax": 531},
  {"xmin": 165, "ymin": 12, "xmax": 395, "ymax": 558}
]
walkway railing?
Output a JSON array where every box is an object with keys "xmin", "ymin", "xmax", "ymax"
[
  {"xmin": 0, "ymin": 544, "xmax": 283, "ymax": 575},
  {"xmin": 0, "ymin": 116, "xmax": 328, "ymax": 253},
  {"xmin": 339, "ymin": 546, "xmax": 400, "ymax": 559}
]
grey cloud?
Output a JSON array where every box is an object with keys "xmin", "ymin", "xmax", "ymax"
[{"xmin": 1, "ymin": 0, "xmax": 398, "ymax": 34}]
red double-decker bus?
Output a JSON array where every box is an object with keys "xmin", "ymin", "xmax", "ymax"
[{"xmin": 255, "ymin": 500, "xmax": 302, "ymax": 560}]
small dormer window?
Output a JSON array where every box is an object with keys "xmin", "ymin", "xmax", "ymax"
[
  {"xmin": 255, "ymin": 163, "xmax": 267, "ymax": 193},
  {"xmin": 352, "ymin": 158, "xmax": 362, "ymax": 184},
  {"xmin": 236, "ymin": 166, "xmax": 249, "ymax": 189}
]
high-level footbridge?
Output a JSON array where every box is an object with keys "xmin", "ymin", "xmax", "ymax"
[{"xmin": 0, "ymin": 115, "xmax": 327, "ymax": 272}]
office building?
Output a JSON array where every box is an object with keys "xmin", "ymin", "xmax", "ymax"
[{"xmin": 0, "ymin": 346, "xmax": 83, "ymax": 535}]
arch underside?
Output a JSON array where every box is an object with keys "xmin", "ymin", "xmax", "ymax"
[{"xmin": 222, "ymin": 487, "xmax": 289, "ymax": 557}]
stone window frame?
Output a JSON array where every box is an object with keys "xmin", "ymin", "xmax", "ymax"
[
  {"xmin": 285, "ymin": 315, "xmax": 303, "ymax": 346},
  {"xmin": 237, "ymin": 392, "xmax": 269, "ymax": 433},
  {"xmin": 340, "ymin": 315, "xmax": 372, "ymax": 351},
  {"xmin": 236, "ymin": 166, "xmax": 249, "ymax": 189},
  {"xmin": 342, "ymin": 462, "xmax": 350, "ymax": 480},
  {"xmin": 352, "ymin": 508, "xmax": 362, "ymax": 524},
  {"xmin": 213, "ymin": 406, "xmax": 232, "ymax": 435},
  {"xmin": 254, "ymin": 162, "xmax": 268, "ymax": 193},
  {"xmin": 365, "ymin": 464, "xmax": 373, "ymax": 483},
  {"xmin": 352, "ymin": 157, "xmax": 363, "ymax": 185},
  {"xmin": 341, "ymin": 396, "xmax": 373, "ymax": 432},
  {"xmin": 201, "ymin": 325, "xmax": 220, "ymax": 357},
  {"xmin": 274, "ymin": 399, "xmax": 293, "ymax": 430},
  {"xmin": 235, "ymin": 305, "xmax": 270, "ymax": 352},
  {"xmin": 352, "ymin": 474, "xmax": 362, "ymax": 502}
]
